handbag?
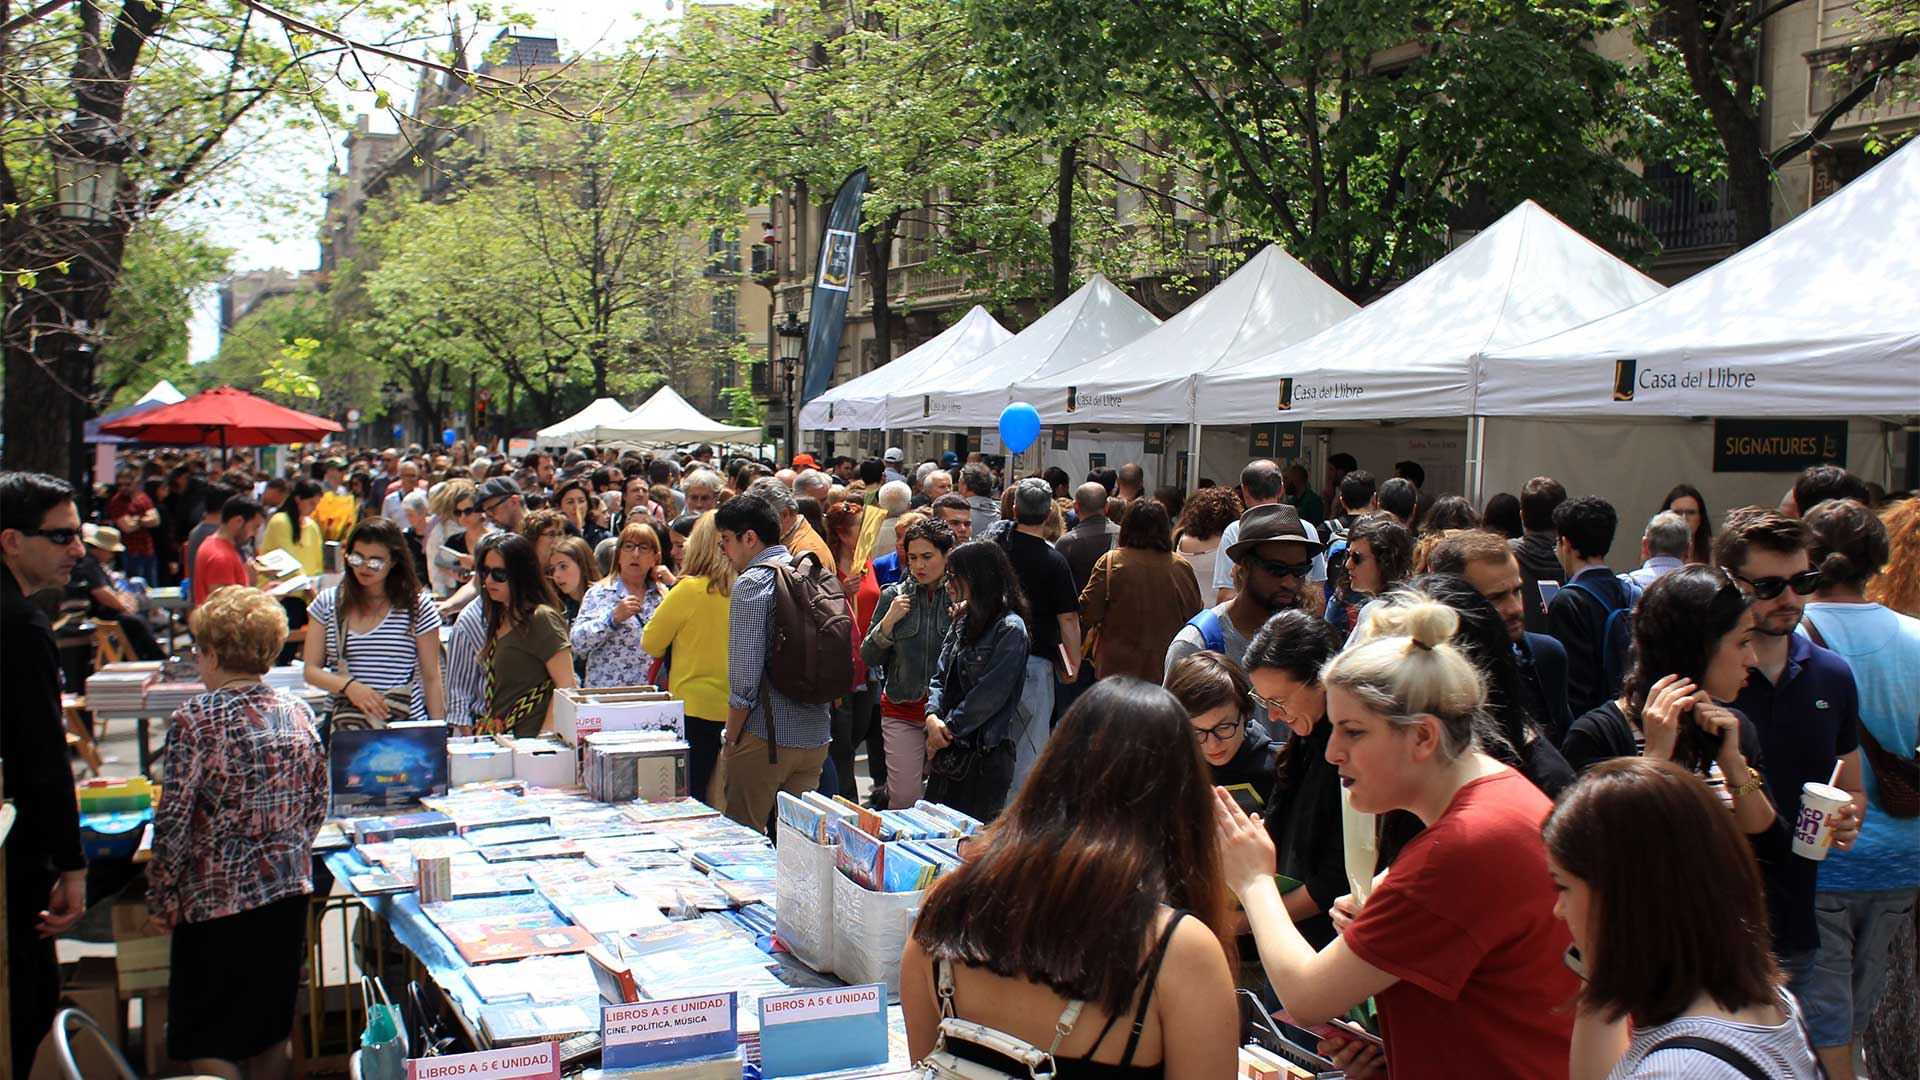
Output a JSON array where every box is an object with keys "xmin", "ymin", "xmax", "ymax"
[
  {"xmin": 1803, "ymin": 614, "xmax": 1918, "ymax": 818},
  {"xmin": 916, "ymin": 957, "xmax": 1084, "ymax": 1080},
  {"xmin": 1080, "ymin": 553, "xmax": 1114, "ymax": 662}
]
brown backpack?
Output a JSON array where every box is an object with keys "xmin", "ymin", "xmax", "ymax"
[{"xmin": 756, "ymin": 550, "xmax": 855, "ymax": 759}]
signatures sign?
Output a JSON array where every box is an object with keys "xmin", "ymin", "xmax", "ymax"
[{"xmin": 1712, "ymin": 419, "xmax": 1847, "ymax": 474}]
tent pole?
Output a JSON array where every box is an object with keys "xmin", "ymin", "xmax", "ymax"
[
  {"xmin": 1187, "ymin": 423, "xmax": 1203, "ymax": 491},
  {"xmin": 1465, "ymin": 416, "xmax": 1486, "ymax": 507}
]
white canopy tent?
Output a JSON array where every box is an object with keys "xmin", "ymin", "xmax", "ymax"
[
  {"xmin": 590, "ymin": 385, "xmax": 763, "ymax": 446},
  {"xmin": 1479, "ymin": 139, "xmax": 1920, "ymax": 418},
  {"xmin": 1015, "ymin": 245, "xmax": 1359, "ymax": 425},
  {"xmin": 891, "ymin": 274, "xmax": 1161, "ymax": 429},
  {"xmin": 136, "ymin": 379, "xmax": 187, "ymax": 406},
  {"xmin": 799, "ymin": 306, "xmax": 1012, "ymax": 431},
  {"xmin": 1193, "ymin": 201, "xmax": 1665, "ymax": 427},
  {"xmin": 536, "ymin": 396, "xmax": 631, "ymax": 446}
]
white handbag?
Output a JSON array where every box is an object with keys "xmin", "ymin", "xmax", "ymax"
[{"xmin": 916, "ymin": 958, "xmax": 1085, "ymax": 1080}]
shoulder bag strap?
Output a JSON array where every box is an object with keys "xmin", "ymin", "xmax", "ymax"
[
  {"xmin": 1644, "ymin": 1036, "xmax": 1771, "ymax": 1080},
  {"xmin": 933, "ymin": 955, "xmax": 1084, "ymax": 1050}
]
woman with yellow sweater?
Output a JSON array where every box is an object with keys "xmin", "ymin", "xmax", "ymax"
[{"xmin": 641, "ymin": 511, "xmax": 734, "ymax": 805}]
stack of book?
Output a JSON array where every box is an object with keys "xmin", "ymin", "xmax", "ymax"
[
  {"xmin": 583, "ymin": 730, "xmax": 690, "ymax": 803},
  {"xmin": 142, "ymin": 679, "xmax": 206, "ymax": 713},
  {"xmin": 84, "ymin": 664, "xmax": 157, "ymax": 712}
]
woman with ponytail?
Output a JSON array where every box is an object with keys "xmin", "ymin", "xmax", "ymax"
[{"xmin": 1215, "ymin": 595, "xmax": 1577, "ymax": 1079}]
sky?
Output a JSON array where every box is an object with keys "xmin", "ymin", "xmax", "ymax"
[{"xmin": 183, "ymin": 1, "xmax": 676, "ymax": 363}]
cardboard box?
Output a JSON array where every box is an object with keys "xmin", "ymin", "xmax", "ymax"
[
  {"xmin": 512, "ymin": 738, "xmax": 579, "ymax": 788},
  {"xmin": 112, "ymin": 898, "xmax": 171, "ymax": 995},
  {"xmin": 449, "ymin": 737, "xmax": 516, "ymax": 786},
  {"xmin": 551, "ymin": 686, "xmax": 685, "ymax": 745}
]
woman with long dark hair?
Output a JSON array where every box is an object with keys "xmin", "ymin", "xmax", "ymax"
[
  {"xmin": 303, "ymin": 517, "xmax": 446, "ymax": 724},
  {"xmin": 1482, "ymin": 492, "xmax": 1524, "ymax": 540},
  {"xmin": 1561, "ymin": 565, "xmax": 1777, "ymax": 836},
  {"xmin": 923, "ymin": 539, "xmax": 1030, "ymax": 820},
  {"xmin": 262, "ymin": 478, "xmax": 324, "ymax": 577},
  {"xmin": 904, "ymin": 679, "xmax": 1237, "ymax": 1073},
  {"xmin": 1328, "ymin": 513, "xmax": 1414, "ymax": 638},
  {"xmin": 1660, "ymin": 483, "xmax": 1713, "ymax": 566},
  {"xmin": 861, "ymin": 515, "xmax": 955, "ymax": 808},
  {"xmin": 476, "ymin": 531, "xmax": 575, "ymax": 736},
  {"xmin": 1547, "ymin": 758, "xmax": 1821, "ymax": 1078},
  {"xmin": 825, "ymin": 497, "xmax": 882, "ymax": 802}
]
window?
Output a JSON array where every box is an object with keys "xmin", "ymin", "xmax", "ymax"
[{"xmin": 710, "ymin": 290, "xmax": 737, "ymax": 335}]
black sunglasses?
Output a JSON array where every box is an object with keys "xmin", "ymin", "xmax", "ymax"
[
  {"xmin": 1250, "ymin": 555, "xmax": 1315, "ymax": 580},
  {"xmin": 480, "ymin": 566, "xmax": 512, "ymax": 583},
  {"xmin": 17, "ymin": 527, "xmax": 81, "ymax": 546},
  {"xmin": 456, "ymin": 504, "xmax": 480, "ymax": 516},
  {"xmin": 1724, "ymin": 567, "xmax": 1821, "ymax": 601}
]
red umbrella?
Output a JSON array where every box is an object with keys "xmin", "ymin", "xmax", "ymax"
[{"xmin": 99, "ymin": 386, "xmax": 343, "ymax": 461}]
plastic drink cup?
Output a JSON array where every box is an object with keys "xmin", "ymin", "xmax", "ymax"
[
  {"xmin": 1793, "ymin": 782, "xmax": 1849, "ymax": 860},
  {"xmin": 1341, "ymin": 786, "xmax": 1378, "ymax": 906}
]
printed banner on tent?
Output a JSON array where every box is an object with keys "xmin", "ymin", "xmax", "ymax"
[
  {"xmin": 1712, "ymin": 418, "xmax": 1847, "ymax": 473},
  {"xmin": 1051, "ymin": 427, "xmax": 1070, "ymax": 451},
  {"xmin": 802, "ymin": 169, "xmax": 869, "ymax": 406},
  {"xmin": 1248, "ymin": 423, "xmax": 1303, "ymax": 458},
  {"xmin": 1144, "ymin": 426, "xmax": 1167, "ymax": 454}
]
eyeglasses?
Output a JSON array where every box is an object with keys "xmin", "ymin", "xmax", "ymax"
[
  {"xmin": 480, "ymin": 566, "xmax": 511, "ymax": 583},
  {"xmin": 620, "ymin": 541, "xmax": 657, "ymax": 554},
  {"xmin": 456, "ymin": 505, "xmax": 480, "ymax": 517},
  {"xmin": 1247, "ymin": 688, "xmax": 1293, "ymax": 719},
  {"xmin": 16, "ymin": 527, "xmax": 81, "ymax": 546},
  {"xmin": 1192, "ymin": 716, "xmax": 1243, "ymax": 743},
  {"xmin": 1724, "ymin": 567, "xmax": 1821, "ymax": 600},
  {"xmin": 345, "ymin": 554, "xmax": 389, "ymax": 572},
  {"xmin": 1250, "ymin": 556, "xmax": 1315, "ymax": 580},
  {"xmin": 539, "ymin": 529, "xmax": 562, "ymax": 540}
]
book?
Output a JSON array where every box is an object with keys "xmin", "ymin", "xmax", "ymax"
[
  {"xmin": 348, "ymin": 872, "xmax": 413, "ymax": 896},
  {"xmin": 832, "ymin": 820, "xmax": 885, "ymax": 891},
  {"xmin": 479, "ymin": 1002, "xmax": 598, "ymax": 1045},
  {"xmin": 565, "ymin": 899, "xmax": 670, "ymax": 935},
  {"xmin": 331, "ymin": 725, "xmax": 450, "ymax": 817},
  {"xmin": 348, "ymin": 811, "xmax": 456, "ymax": 844},
  {"xmin": 585, "ymin": 944, "xmax": 641, "ymax": 1003},
  {"xmin": 478, "ymin": 838, "xmax": 587, "ymax": 863},
  {"xmin": 464, "ymin": 822, "xmax": 562, "ymax": 848},
  {"xmin": 443, "ymin": 921, "xmax": 599, "ymax": 965}
]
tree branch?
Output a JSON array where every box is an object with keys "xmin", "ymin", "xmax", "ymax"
[{"xmin": 1768, "ymin": 40, "xmax": 1919, "ymax": 167}]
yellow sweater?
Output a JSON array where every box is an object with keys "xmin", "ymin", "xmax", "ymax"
[
  {"xmin": 262, "ymin": 513, "xmax": 325, "ymax": 577},
  {"xmin": 639, "ymin": 575, "xmax": 731, "ymax": 723}
]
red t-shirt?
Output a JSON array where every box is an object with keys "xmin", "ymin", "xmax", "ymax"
[
  {"xmin": 1341, "ymin": 768, "xmax": 1577, "ymax": 1080},
  {"xmin": 193, "ymin": 535, "xmax": 251, "ymax": 605},
  {"xmin": 107, "ymin": 491, "xmax": 156, "ymax": 555}
]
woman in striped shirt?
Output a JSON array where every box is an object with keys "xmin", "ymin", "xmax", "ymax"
[{"xmin": 303, "ymin": 517, "xmax": 446, "ymax": 724}]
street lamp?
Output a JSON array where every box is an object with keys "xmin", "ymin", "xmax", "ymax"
[
  {"xmin": 51, "ymin": 119, "xmax": 122, "ymax": 224},
  {"xmin": 775, "ymin": 311, "xmax": 806, "ymax": 464}
]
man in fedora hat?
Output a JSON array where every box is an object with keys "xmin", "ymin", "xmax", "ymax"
[
  {"xmin": 72, "ymin": 523, "xmax": 164, "ymax": 659},
  {"xmin": 1166, "ymin": 502, "xmax": 1322, "ymax": 675}
]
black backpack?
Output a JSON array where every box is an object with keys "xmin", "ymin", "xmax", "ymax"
[{"xmin": 755, "ymin": 550, "xmax": 854, "ymax": 760}]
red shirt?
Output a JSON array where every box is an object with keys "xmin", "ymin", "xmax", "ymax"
[
  {"xmin": 1341, "ymin": 768, "xmax": 1577, "ymax": 1080},
  {"xmin": 106, "ymin": 491, "xmax": 156, "ymax": 555},
  {"xmin": 193, "ymin": 534, "xmax": 251, "ymax": 605},
  {"xmin": 847, "ymin": 560, "xmax": 882, "ymax": 691}
]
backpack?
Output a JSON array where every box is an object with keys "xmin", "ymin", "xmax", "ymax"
[
  {"xmin": 1562, "ymin": 577, "xmax": 1642, "ymax": 699},
  {"xmin": 760, "ymin": 549, "xmax": 855, "ymax": 707},
  {"xmin": 1186, "ymin": 608, "xmax": 1228, "ymax": 654}
]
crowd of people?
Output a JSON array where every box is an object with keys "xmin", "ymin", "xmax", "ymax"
[{"xmin": 3, "ymin": 434, "xmax": 1917, "ymax": 1080}]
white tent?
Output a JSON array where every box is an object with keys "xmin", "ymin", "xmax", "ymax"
[
  {"xmin": 892, "ymin": 274, "xmax": 1161, "ymax": 429},
  {"xmin": 537, "ymin": 396, "xmax": 630, "ymax": 445},
  {"xmin": 1479, "ymin": 140, "xmax": 1920, "ymax": 418},
  {"xmin": 1015, "ymin": 246, "xmax": 1359, "ymax": 425},
  {"xmin": 136, "ymin": 379, "xmax": 186, "ymax": 406},
  {"xmin": 798, "ymin": 306, "xmax": 1013, "ymax": 431},
  {"xmin": 591, "ymin": 385, "xmax": 763, "ymax": 445},
  {"xmin": 1192, "ymin": 201, "xmax": 1666, "ymax": 424}
]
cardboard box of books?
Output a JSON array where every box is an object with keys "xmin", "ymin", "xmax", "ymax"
[
  {"xmin": 830, "ymin": 868, "xmax": 922, "ymax": 1000},
  {"xmin": 511, "ymin": 737, "xmax": 578, "ymax": 788},
  {"xmin": 552, "ymin": 686, "xmax": 685, "ymax": 745},
  {"xmin": 773, "ymin": 804, "xmax": 836, "ymax": 972}
]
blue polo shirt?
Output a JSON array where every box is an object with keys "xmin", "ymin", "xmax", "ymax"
[{"xmin": 1731, "ymin": 631, "xmax": 1860, "ymax": 957}]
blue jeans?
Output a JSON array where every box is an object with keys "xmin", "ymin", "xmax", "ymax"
[
  {"xmin": 1010, "ymin": 656, "xmax": 1056, "ymax": 795},
  {"xmin": 1801, "ymin": 888, "xmax": 1918, "ymax": 1047}
]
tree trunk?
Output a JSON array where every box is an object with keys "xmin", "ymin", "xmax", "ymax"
[
  {"xmin": 862, "ymin": 215, "xmax": 899, "ymax": 372},
  {"xmin": 1050, "ymin": 138, "xmax": 1078, "ymax": 304},
  {"xmin": 1665, "ymin": 0, "xmax": 1775, "ymax": 247}
]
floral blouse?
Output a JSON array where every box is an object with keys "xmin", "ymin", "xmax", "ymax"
[
  {"xmin": 570, "ymin": 577, "xmax": 664, "ymax": 688},
  {"xmin": 149, "ymin": 684, "xmax": 329, "ymax": 925}
]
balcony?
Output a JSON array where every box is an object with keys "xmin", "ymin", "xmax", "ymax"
[
  {"xmin": 1613, "ymin": 167, "xmax": 1738, "ymax": 255},
  {"xmin": 1807, "ymin": 43, "xmax": 1920, "ymax": 132}
]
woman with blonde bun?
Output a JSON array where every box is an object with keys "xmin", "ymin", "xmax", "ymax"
[{"xmin": 1214, "ymin": 595, "xmax": 1578, "ymax": 1080}]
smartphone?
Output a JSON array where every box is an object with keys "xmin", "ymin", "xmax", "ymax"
[{"xmin": 1326, "ymin": 1017, "xmax": 1384, "ymax": 1051}]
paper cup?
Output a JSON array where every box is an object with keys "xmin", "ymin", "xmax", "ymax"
[{"xmin": 1793, "ymin": 782, "xmax": 1849, "ymax": 861}]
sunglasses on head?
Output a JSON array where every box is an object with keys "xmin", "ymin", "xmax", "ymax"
[
  {"xmin": 1724, "ymin": 567, "xmax": 1821, "ymax": 600},
  {"xmin": 480, "ymin": 566, "xmax": 511, "ymax": 583},
  {"xmin": 1250, "ymin": 555, "xmax": 1315, "ymax": 580}
]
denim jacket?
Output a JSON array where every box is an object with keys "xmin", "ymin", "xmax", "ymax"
[
  {"xmin": 859, "ymin": 578, "xmax": 951, "ymax": 704},
  {"xmin": 926, "ymin": 610, "xmax": 1030, "ymax": 750}
]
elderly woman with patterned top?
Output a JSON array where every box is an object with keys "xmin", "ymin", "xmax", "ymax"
[
  {"xmin": 476, "ymin": 532, "xmax": 575, "ymax": 736},
  {"xmin": 1215, "ymin": 597, "xmax": 1579, "ymax": 1080},
  {"xmin": 1548, "ymin": 758, "xmax": 1822, "ymax": 1079},
  {"xmin": 1560, "ymin": 566, "xmax": 1782, "ymax": 839},
  {"xmin": 303, "ymin": 517, "xmax": 446, "ymax": 725},
  {"xmin": 149, "ymin": 586, "xmax": 328, "ymax": 1080},
  {"xmin": 571, "ymin": 520, "xmax": 675, "ymax": 689}
]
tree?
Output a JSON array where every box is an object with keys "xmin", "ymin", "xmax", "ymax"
[
  {"xmin": 1642, "ymin": 0, "xmax": 1916, "ymax": 246},
  {"xmin": 96, "ymin": 224, "xmax": 230, "ymax": 408},
  {"xmin": 977, "ymin": 0, "xmax": 1649, "ymax": 302}
]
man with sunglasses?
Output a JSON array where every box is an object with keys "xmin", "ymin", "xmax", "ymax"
[
  {"xmin": 477, "ymin": 476, "xmax": 525, "ymax": 533},
  {"xmin": 2, "ymin": 471, "xmax": 90, "ymax": 1078},
  {"xmin": 1717, "ymin": 508, "xmax": 1866, "ymax": 1010},
  {"xmin": 1167, "ymin": 503, "xmax": 1320, "ymax": 677}
]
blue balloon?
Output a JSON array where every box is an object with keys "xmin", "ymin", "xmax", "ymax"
[
  {"xmin": 999, "ymin": 402, "xmax": 1041, "ymax": 454},
  {"xmin": 442, "ymin": 427, "xmax": 458, "ymax": 447}
]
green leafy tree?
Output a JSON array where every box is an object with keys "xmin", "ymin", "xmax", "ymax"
[{"xmin": 96, "ymin": 225, "xmax": 231, "ymax": 408}]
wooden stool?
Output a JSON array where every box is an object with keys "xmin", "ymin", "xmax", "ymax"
[
  {"xmin": 63, "ymin": 693, "xmax": 103, "ymax": 776},
  {"xmin": 93, "ymin": 623, "xmax": 129, "ymax": 667}
]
